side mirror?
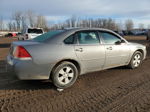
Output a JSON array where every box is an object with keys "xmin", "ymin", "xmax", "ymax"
[
  {"xmin": 121, "ymin": 39, "xmax": 125, "ymax": 43},
  {"xmin": 115, "ymin": 40, "xmax": 125, "ymax": 45},
  {"xmin": 115, "ymin": 40, "xmax": 122, "ymax": 45}
]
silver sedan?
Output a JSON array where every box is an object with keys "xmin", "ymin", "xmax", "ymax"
[{"xmin": 7, "ymin": 28, "xmax": 146, "ymax": 89}]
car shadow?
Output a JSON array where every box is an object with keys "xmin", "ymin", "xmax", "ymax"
[
  {"xmin": 0, "ymin": 75, "xmax": 57, "ymax": 91},
  {"xmin": 0, "ymin": 61, "xmax": 127, "ymax": 92},
  {"xmin": 0, "ymin": 60, "xmax": 56, "ymax": 91},
  {"xmin": 0, "ymin": 60, "xmax": 7, "ymax": 73},
  {"xmin": 0, "ymin": 43, "xmax": 11, "ymax": 48},
  {"xmin": 111, "ymin": 66, "xmax": 129, "ymax": 70},
  {"xmin": 1, "ymin": 79, "xmax": 56, "ymax": 90}
]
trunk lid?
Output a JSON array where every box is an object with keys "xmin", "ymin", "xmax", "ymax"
[{"xmin": 9, "ymin": 40, "xmax": 41, "ymax": 56}]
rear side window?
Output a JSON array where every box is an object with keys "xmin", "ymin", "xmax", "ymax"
[
  {"xmin": 64, "ymin": 35, "xmax": 75, "ymax": 44},
  {"xmin": 33, "ymin": 30, "xmax": 64, "ymax": 42},
  {"xmin": 77, "ymin": 31, "xmax": 100, "ymax": 44},
  {"xmin": 28, "ymin": 29, "xmax": 43, "ymax": 34}
]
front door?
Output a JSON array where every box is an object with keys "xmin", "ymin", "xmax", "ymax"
[{"xmin": 99, "ymin": 31, "xmax": 130, "ymax": 69}]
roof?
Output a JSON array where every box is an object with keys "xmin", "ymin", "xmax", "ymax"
[{"xmin": 63, "ymin": 27, "xmax": 113, "ymax": 33}]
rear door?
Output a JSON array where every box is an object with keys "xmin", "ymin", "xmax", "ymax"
[
  {"xmin": 74, "ymin": 31, "xmax": 105, "ymax": 72},
  {"xmin": 99, "ymin": 31, "xmax": 130, "ymax": 69}
]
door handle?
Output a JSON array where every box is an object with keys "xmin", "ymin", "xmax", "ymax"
[
  {"xmin": 106, "ymin": 47, "xmax": 112, "ymax": 50},
  {"xmin": 75, "ymin": 48, "xmax": 83, "ymax": 52}
]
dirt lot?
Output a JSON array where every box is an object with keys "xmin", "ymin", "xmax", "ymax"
[{"xmin": 0, "ymin": 36, "xmax": 150, "ymax": 112}]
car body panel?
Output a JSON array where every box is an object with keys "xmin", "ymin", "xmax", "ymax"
[
  {"xmin": 7, "ymin": 28, "xmax": 147, "ymax": 80},
  {"xmin": 127, "ymin": 42, "xmax": 146, "ymax": 63},
  {"xmin": 103, "ymin": 43, "xmax": 130, "ymax": 69},
  {"xmin": 7, "ymin": 55, "xmax": 51, "ymax": 79}
]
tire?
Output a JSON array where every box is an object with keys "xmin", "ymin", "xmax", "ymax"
[
  {"xmin": 51, "ymin": 61, "xmax": 78, "ymax": 89},
  {"xmin": 128, "ymin": 51, "xmax": 143, "ymax": 69}
]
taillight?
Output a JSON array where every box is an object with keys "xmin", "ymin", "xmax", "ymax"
[
  {"xmin": 25, "ymin": 34, "xmax": 28, "ymax": 39},
  {"xmin": 13, "ymin": 46, "xmax": 32, "ymax": 59}
]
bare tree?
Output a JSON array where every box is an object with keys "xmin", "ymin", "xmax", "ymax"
[
  {"xmin": 36, "ymin": 15, "xmax": 48, "ymax": 30},
  {"xmin": 139, "ymin": 23, "xmax": 144, "ymax": 29},
  {"xmin": 106, "ymin": 18, "xmax": 116, "ymax": 30},
  {"xmin": 147, "ymin": 24, "xmax": 150, "ymax": 29},
  {"xmin": 12, "ymin": 22, "xmax": 17, "ymax": 31},
  {"xmin": 7, "ymin": 21, "xmax": 16, "ymax": 31},
  {"xmin": 125, "ymin": 19, "xmax": 134, "ymax": 31},
  {"xmin": 65, "ymin": 16, "xmax": 78, "ymax": 28},
  {"xmin": 7, "ymin": 22, "xmax": 13, "ymax": 31},
  {"xmin": 52, "ymin": 17, "xmax": 122, "ymax": 30},
  {"xmin": 21, "ymin": 15, "xmax": 27, "ymax": 30},
  {"xmin": 70, "ymin": 16, "xmax": 77, "ymax": 27},
  {"xmin": 116, "ymin": 21, "xmax": 123, "ymax": 31},
  {"xmin": 12, "ymin": 11, "xmax": 22, "ymax": 31},
  {"xmin": 26, "ymin": 10, "xmax": 36, "ymax": 27},
  {"xmin": 0, "ymin": 17, "xmax": 4, "ymax": 30},
  {"xmin": 65, "ymin": 19, "xmax": 71, "ymax": 28}
]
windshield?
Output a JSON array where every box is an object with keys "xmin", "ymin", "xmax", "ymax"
[
  {"xmin": 28, "ymin": 29, "xmax": 43, "ymax": 34},
  {"xmin": 33, "ymin": 30, "xmax": 64, "ymax": 42}
]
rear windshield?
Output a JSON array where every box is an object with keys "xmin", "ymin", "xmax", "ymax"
[
  {"xmin": 28, "ymin": 29, "xmax": 43, "ymax": 34},
  {"xmin": 33, "ymin": 30, "xmax": 64, "ymax": 42}
]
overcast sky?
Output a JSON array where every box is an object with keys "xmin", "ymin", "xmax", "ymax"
[{"xmin": 1, "ymin": 0, "xmax": 150, "ymax": 27}]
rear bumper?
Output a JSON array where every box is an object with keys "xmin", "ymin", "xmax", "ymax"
[{"xmin": 7, "ymin": 55, "xmax": 53, "ymax": 80}]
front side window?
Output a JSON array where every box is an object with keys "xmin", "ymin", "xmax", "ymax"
[
  {"xmin": 100, "ymin": 32, "xmax": 121, "ymax": 44},
  {"xmin": 77, "ymin": 31, "xmax": 100, "ymax": 44}
]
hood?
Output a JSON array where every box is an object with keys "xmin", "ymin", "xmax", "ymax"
[{"xmin": 128, "ymin": 42, "xmax": 146, "ymax": 48}]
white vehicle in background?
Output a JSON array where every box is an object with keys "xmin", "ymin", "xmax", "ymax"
[{"xmin": 18, "ymin": 28, "xmax": 44, "ymax": 40}]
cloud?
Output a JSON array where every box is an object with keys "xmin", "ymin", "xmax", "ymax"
[
  {"xmin": 1, "ymin": 0, "xmax": 150, "ymax": 26},
  {"xmin": 1, "ymin": 0, "xmax": 150, "ymax": 16}
]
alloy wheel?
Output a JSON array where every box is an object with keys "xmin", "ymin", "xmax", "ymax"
[
  {"xmin": 133, "ymin": 53, "xmax": 141, "ymax": 67},
  {"xmin": 57, "ymin": 66, "xmax": 74, "ymax": 85}
]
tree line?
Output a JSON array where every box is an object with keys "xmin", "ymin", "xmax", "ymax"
[
  {"xmin": 0, "ymin": 11, "xmax": 148, "ymax": 32},
  {"xmin": 50, "ymin": 16, "xmax": 135, "ymax": 32},
  {"xmin": 1, "ymin": 11, "xmax": 48, "ymax": 31}
]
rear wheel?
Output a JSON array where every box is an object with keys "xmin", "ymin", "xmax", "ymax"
[
  {"xmin": 51, "ymin": 61, "xmax": 78, "ymax": 89},
  {"xmin": 128, "ymin": 51, "xmax": 143, "ymax": 69}
]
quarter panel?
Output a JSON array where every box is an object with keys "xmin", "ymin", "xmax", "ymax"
[{"xmin": 25, "ymin": 43, "xmax": 81, "ymax": 75}]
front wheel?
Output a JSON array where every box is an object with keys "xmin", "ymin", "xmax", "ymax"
[
  {"xmin": 51, "ymin": 61, "xmax": 78, "ymax": 89},
  {"xmin": 128, "ymin": 51, "xmax": 143, "ymax": 69}
]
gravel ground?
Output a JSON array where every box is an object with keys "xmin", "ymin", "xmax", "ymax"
[{"xmin": 0, "ymin": 36, "xmax": 150, "ymax": 112}]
